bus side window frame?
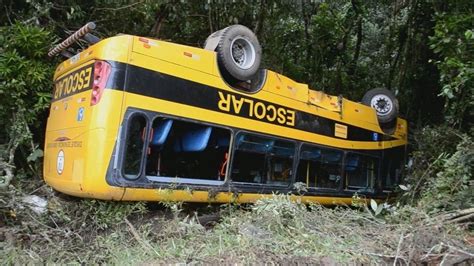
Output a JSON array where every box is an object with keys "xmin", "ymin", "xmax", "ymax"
[
  {"xmin": 229, "ymin": 130, "xmax": 297, "ymax": 188},
  {"xmin": 343, "ymin": 151, "xmax": 381, "ymax": 192},
  {"xmin": 381, "ymin": 146, "xmax": 405, "ymax": 191},
  {"xmin": 295, "ymin": 143, "xmax": 344, "ymax": 191},
  {"xmin": 143, "ymin": 114, "xmax": 234, "ymax": 185},
  {"xmin": 121, "ymin": 111, "xmax": 150, "ymax": 180}
]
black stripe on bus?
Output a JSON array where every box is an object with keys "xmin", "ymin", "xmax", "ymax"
[{"xmin": 116, "ymin": 63, "xmax": 396, "ymax": 142}]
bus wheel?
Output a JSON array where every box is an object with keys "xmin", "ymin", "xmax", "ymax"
[
  {"xmin": 362, "ymin": 88, "xmax": 399, "ymax": 123},
  {"xmin": 206, "ymin": 25, "xmax": 262, "ymax": 81}
]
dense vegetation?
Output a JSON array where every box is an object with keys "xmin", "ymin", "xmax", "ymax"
[{"xmin": 1, "ymin": 0, "xmax": 472, "ymax": 263}]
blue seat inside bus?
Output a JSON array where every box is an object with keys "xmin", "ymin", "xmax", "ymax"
[
  {"xmin": 174, "ymin": 126, "xmax": 212, "ymax": 152},
  {"xmin": 150, "ymin": 119, "xmax": 173, "ymax": 146},
  {"xmin": 345, "ymin": 155, "xmax": 359, "ymax": 171}
]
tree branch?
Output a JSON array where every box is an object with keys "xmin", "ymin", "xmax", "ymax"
[{"xmin": 95, "ymin": 1, "xmax": 144, "ymax": 11}]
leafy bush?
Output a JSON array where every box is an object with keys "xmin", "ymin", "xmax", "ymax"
[
  {"xmin": 401, "ymin": 125, "xmax": 473, "ymax": 213},
  {"xmin": 0, "ymin": 23, "xmax": 54, "ymax": 187},
  {"xmin": 419, "ymin": 135, "xmax": 473, "ymax": 212},
  {"xmin": 429, "ymin": 2, "xmax": 474, "ymax": 127}
]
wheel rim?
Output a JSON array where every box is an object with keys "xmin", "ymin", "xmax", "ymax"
[
  {"xmin": 230, "ymin": 36, "xmax": 256, "ymax": 70},
  {"xmin": 370, "ymin": 94, "xmax": 393, "ymax": 116}
]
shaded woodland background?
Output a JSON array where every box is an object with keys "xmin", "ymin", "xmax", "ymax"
[
  {"xmin": 1, "ymin": 0, "xmax": 473, "ymax": 220},
  {"xmin": 0, "ymin": 0, "xmax": 473, "ymax": 263}
]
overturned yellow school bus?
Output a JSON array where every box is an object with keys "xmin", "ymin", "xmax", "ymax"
[{"xmin": 44, "ymin": 24, "xmax": 407, "ymax": 204}]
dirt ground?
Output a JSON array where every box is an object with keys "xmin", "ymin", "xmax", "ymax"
[{"xmin": 1, "ymin": 182, "xmax": 473, "ymax": 264}]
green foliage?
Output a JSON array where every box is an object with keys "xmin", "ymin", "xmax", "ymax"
[
  {"xmin": 0, "ymin": 23, "xmax": 53, "ymax": 121},
  {"xmin": 401, "ymin": 126, "xmax": 458, "ymax": 203},
  {"xmin": 252, "ymin": 194, "xmax": 306, "ymax": 230},
  {"xmin": 1, "ymin": 1, "xmax": 473, "ymax": 263},
  {"xmin": 419, "ymin": 136, "xmax": 473, "ymax": 212},
  {"xmin": 429, "ymin": 2, "xmax": 474, "ymax": 127},
  {"xmin": 0, "ymin": 0, "xmax": 471, "ymax": 185},
  {"xmin": 3, "ymin": 186, "xmax": 472, "ymax": 264},
  {"xmin": 78, "ymin": 199, "xmax": 148, "ymax": 229},
  {"xmin": 1, "ymin": 183, "xmax": 148, "ymax": 264},
  {"xmin": 0, "ymin": 22, "xmax": 53, "ymax": 185},
  {"xmin": 400, "ymin": 125, "xmax": 473, "ymax": 213}
]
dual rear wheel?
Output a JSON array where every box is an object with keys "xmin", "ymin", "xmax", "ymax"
[
  {"xmin": 205, "ymin": 25, "xmax": 262, "ymax": 82},
  {"xmin": 362, "ymin": 88, "xmax": 399, "ymax": 124}
]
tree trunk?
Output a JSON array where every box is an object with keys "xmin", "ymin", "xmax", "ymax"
[
  {"xmin": 150, "ymin": 4, "xmax": 170, "ymax": 38},
  {"xmin": 253, "ymin": 0, "xmax": 267, "ymax": 36},
  {"xmin": 348, "ymin": 16, "xmax": 363, "ymax": 77}
]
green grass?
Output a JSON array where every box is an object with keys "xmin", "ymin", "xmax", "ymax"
[{"xmin": 1, "ymin": 191, "xmax": 472, "ymax": 264}]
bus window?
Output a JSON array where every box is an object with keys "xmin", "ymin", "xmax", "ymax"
[
  {"xmin": 123, "ymin": 114, "xmax": 147, "ymax": 179},
  {"xmin": 231, "ymin": 133, "xmax": 294, "ymax": 186},
  {"xmin": 145, "ymin": 117, "xmax": 230, "ymax": 183},
  {"xmin": 266, "ymin": 140, "xmax": 294, "ymax": 186},
  {"xmin": 296, "ymin": 145, "xmax": 343, "ymax": 189},
  {"xmin": 382, "ymin": 147, "xmax": 404, "ymax": 190},
  {"xmin": 345, "ymin": 153, "xmax": 379, "ymax": 190}
]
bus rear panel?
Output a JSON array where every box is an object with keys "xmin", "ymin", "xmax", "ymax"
[{"xmin": 44, "ymin": 36, "xmax": 131, "ymax": 200}]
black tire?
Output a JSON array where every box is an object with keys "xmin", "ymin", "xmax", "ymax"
[
  {"xmin": 214, "ymin": 25, "xmax": 262, "ymax": 81},
  {"xmin": 362, "ymin": 88, "xmax": 399, "ymax": 124}
]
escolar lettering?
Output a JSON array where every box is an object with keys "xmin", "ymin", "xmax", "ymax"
[
  {"xmin": 53, "ymin": 65, "xmax": 93, "ymax": 100},
  {"xmin": 218, "ymin": 91, "xmax": 296, "ymax": 127}
]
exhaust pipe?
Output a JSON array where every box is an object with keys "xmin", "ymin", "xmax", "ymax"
[{"xmin": 48, "ymin": 22, "xmax": 96, "ymax": 57}]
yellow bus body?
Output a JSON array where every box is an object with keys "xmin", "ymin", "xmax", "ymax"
[{"xmin": 44, "ymin": 35, "xmax": 407, "ymax": 204}]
